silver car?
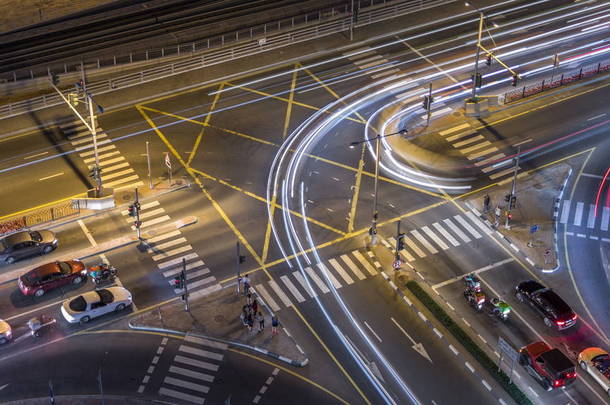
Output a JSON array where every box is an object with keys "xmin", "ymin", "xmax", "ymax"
[
  {"xmin": 0, "ymin": 230, "xmax": 58, "ymax": 264},
  {"xmin": 61, "ymin": 287, "xmax": 132, "ymax": 324}
]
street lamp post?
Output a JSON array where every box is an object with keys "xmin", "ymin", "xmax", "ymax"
[
  {"xmin": 350, "ymin": 128, "xmax": 407, "ymax": 243},
  {"xmin": 471, "ymin": 11, "xmax": 484, "ymax": 101}
]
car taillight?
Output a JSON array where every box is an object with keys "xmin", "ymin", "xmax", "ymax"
[
  {"xmin": 556, "ymin": 320, "xmax": 565, "ymax": 326},
  {"xmin": 571, "ymin": 314, "xmax": 577, "ymax": 321},
  {"xmin": 566, "ymin": 372, "xmax": 576, "ymax": 379},
  {"xmin": 553, "ymin": 379, "xmax": 561, "ymax": 387}
]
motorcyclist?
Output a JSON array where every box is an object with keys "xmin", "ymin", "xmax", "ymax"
[
  {"xmin": 89, "ymin": 263, "xmax": 114, "ymax": 281},
  {"xmin": 465, "ymin": 288, "xmax": 486, "ymax": 308},
  {"xmin": 490, "ymin": 298, "xmax": 511, "ymax": 317},
  {"xmin": 463, "ymin": 274, "xmax": 481, "ymax": 292}
]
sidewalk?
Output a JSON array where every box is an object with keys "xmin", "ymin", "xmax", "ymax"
[
  {"xmin": 463, "ymin": 162, "xmax": 573, "ymax": 272},
  {"xmin": 129, "ymin": 283, "xmax": 308, "ymax": 367},
  {"xmin": 3, "ymin": 395, "xmax": 154, "ymax": 405}
]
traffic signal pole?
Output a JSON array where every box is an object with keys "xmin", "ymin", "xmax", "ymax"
[
  {"xmin": 395, "ymin": 221, "xmax": 401, "ymax": 261},
  {"xmin": 470, "ymin": 12, "xmax": 484, "ymax": 101},
  {"xmin": 182, "ymin": 258, "xmax": 189, "ymax": 311},
  {"xmin": 505, "ymin": 146, "xmax": 521, "ymax": 230}
]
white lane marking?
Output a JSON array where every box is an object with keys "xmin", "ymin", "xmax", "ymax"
[
  {"xmin": 573, "ymin": 202, "xmax": 584, "ymax": 226},
  {"xmin": 465, "ymin": 362, "xmax": 475, "ymax": 373},
  {"xmin": 24, "ymin": 151, "xmax": 48, "ymax": 160},
  {"xmin": 446, "ymin": 130, "xmax": 476, "ymax": 142},
  {"xmin": 179, "ymin": 345, "xmax": 223, "ymax": 361},
  {"xmin": 404, "ymin": 234, "xmax": 427, "ymax": 258},
  {"xmin": 465, "ymin": 211, "xmax": 492, "ymax": 234},
  {"xmin": 305, "ymin": 267, "xmax": 330, "ymax": 293},
  {"xmin": 340, "ymin": 254, "xmax": 366, "ymax": 280},
  {"xmin": 449, "ymin": 345, "xmax": 459, "ymax": 355},
  {"xmin": 78, "ymin": 219, "xmax": 97, "ymax": 247},
  {"xmin": 169, "ymin": 365, "xmax": 214, "ymax": 382},
  {"xmin": 328, "ymin": 258, "xmax": 354, "ymax": 284},
  {"xmin": 254, "ymin": 284, "xmax": 280, "ymax": 312},
  {"xmin": 587, "ymin": 113, "xmax": 606, "ymax": 121},
  {"xmin": 454, "ymin": 215, "xmax": 482, "ymax": 239},
  {"xmin": 38, "ymin": 172, "xmax": 64, "ymax": 181},
  {"xmin": 481, "ymin": 380, "xmax": 492, "ymax": 391},
  {"xmin": 364, "ymin": 321, "xmax": 382, "ymax": 343},
  {"xmin": 421, "ymin": 226, "xmax": 450, "ymax": 250},
  {"xmin": 452, "ymin": 135, "xmax": 484, "ymax": 148},
  {"xmin": 293, "ymin": 271, "xmax": 316, "ymax": 298},
  {"xmin": 467, "ymin": 147, "xmax": 499, "ymax": 160},
  {"xmin": 159, "ymin": 387, "xmax": 204, "ymax": 404},
  {"xmin": 439, "ymin": 124, "xmax": 471, "ymax": 136},
  {"xmin": 352, "ymin": 250, "xmax": 378, "ymax": 275},
  {"xmin": 152, "ymin": 245, "xmax": 193, "ymax": 261},
  {"xmin": 459, "ymin": 141, "xmax": 492, "ymax": 154},
  {"xmin": 433, "ymin": 328, "xmax": 443, "ymax": 339},
  {"xmin": 280, "ymin": 275, "xmax": 305, "ymax": 303},
  {"xmin": 559, "ymin": 200, "xmax": 571, "ymax": 224},
  {"xmin": 268, "ymin": 280, "xmax": 293, "ymax": 307},
  {"xmin": 410, "ymin": 229, "xmax": 438, "ymax": 254},
  {"xmin": 442, "ymin": 218, "xmax": 471, "ymax": 243},
  {"xmin": 577, "ymin": 233, "xmax": 586, "ymax": 238},
  {"xmin": 432, "ymin": 222, "xmax": 460, "ymax": 247},
  {"xmin": 316, "ymin": 263, "xmax": 344, "ymax": 289},
  {"xmin": 156, "ymin": 253, "xmax": 198, "ymax": 270},
  {"xmin": 601, "ymin": 206, "xmax": 609, "ymax": 231},
  {"xmin": 586, "ymin": 204, "xmax": 596, "ymax": 228}
]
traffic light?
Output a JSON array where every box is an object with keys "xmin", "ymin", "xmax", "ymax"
[
  {"xmin": 509, "ymin": 196, "xmax": 517, "ymax": 210},
  {"xmin": 506, "ymin": 212, "xmax": 513, "ymax": 221},
  {"xmin": 134, "ymin": 220, "xmax": 142, "ymax": 229},
  {"xmin": 422, "ymin": 95, "xmax": 434, "ymax": 110},
  {"xmin": 128, "ymin": 204, "xmax": 136, "ymax": 217},
  {"xmin": 239, "ymin": 255, "xmax": 246, "ymax": 264},
  {"xmin": 511, "ymin": 74, "xmax": 519, "ymax": 87},
  {"xmin": 51, "ymin": 72, "xmax": 59, "ymax": 86},
  {"xmin": 68, "ymin": 93, "xmax": 79, "ymax": 106},
  {"xmin": 471, "ymin": 73, "xmax": 482, "ymax": 88},
  {"xmin": 89, "ymin": 165, "xmax": 100, "ymax": 180},
  {"xmin": 486, "ymin": 54, "xmax": 492, "ymax": 66},
  {"xmin": 173, "ymin": 275, "xmax": 183, "ymax": 289},
  {"xmin": 368, "ymin": 227, "xmax": 377, "ymax": 236},
  {"xmin": 397, "ymin": 233, "xmax": 406, "ymax": 251},
  {"xmin": 504, "ymin": 194, "xmax": 511, "ymax": 203}
]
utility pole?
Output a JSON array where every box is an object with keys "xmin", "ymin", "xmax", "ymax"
[
  {"xmin": 182, "ymin": 258, "xmax": 189, "ymax": 311},
  {"xmin": 236, "ymin": 241, "xmax": 246, "ymax": 294},
  {"xmin": 81, "ymin": 64, "xmax": 103, "ymax": 196},
  {"xmin": 505, "ymin": 146, "xmax": 520, "ymax": 230},
  {"xmin": 146, "ymin": 141, "xmax": 152, "ymax": 189},
  {"xmin": 134, "ymin": 188, "xmax": 142, "ymax": 240},
  {"xmin": 470, "ymin": 11, "xmax": 484, "ymax": 101},
  {"xmin": 350, "ymin": 0, "xmax": 355, "ymax": 41},
  {"xmin": 424, "ymin": 83, "xmax": 433, "ymax": 126},
  {"xmin": 395, "ymin": 221, "xmax": 403, "ymax": 262}
]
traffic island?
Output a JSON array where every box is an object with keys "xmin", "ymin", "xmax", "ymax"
[
  {"xmin": 129, "ymin": 284, "xmax": 308, "ymax": 367},
  {"xmin": 464, "ymin": 162, "xmax": 573, "ymax": 272}
]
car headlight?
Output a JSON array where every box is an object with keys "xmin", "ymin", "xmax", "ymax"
[{"xmin": 80, "ymin": 270, "xmax": 88, "ymax": 275}]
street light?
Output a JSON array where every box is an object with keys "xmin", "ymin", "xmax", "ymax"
[
  {"xmin": 465, "ymin": 2, "xmax": 485, "ymax": 102},
  {"xmin": 350, "ymin": 128, "xmax": 408, "ymax": 243}
]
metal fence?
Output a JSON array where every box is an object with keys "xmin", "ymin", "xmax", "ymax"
[
  {"xmin": 0, "ymin": 200, "xmax": 80, "ymax": 236},
  {"xmin": 0, "ymin": 0, "xmax": 452, "ymax": 119},
  {"xmin": 504, "ymin": 59, "xmax": 610, "ymax": 104}
]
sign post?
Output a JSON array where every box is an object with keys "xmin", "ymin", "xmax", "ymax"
[
  {"xmin": 528, "ymin": 224, "xmax": 538, "ymax": 247},
  {"xmin": 165, "ymin": 152, "xmax": 172, "ymax": 186},
  {"xmin": 497, "ymin": 336, "xmax": 519, "ymax": 384}
]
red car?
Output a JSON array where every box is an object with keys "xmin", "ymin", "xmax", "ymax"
[
  {"xmin": 519, "ymin": 341, "xmax": 577, "ymax": 391},
  {"xmin": 18, "ymin": 260, "xmax": 87, "ymax": 297}
]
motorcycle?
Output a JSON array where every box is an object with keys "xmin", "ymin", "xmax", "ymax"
[
  {"xmin": 490, "ymin": 298, "xmax": 511, "ymax": 321},
  {"xmin": 88, "ymin": 263, "xmax": 118, "ymax": 285},
  {"xmin": 463, "ymin": 274, "xmax": 482, "ymax": 292},
  {"xmin": 464, "ymin": 288, "xmax": 486, "ymax": 312},
  {"xmin": 27, "ymin": 315, "xmax": 56, "ymax": 338}
]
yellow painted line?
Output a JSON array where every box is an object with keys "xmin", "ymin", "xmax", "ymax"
[
  {"xmin": 187, "ymin": 82, "xmax": 225, "ymax": 166},
  {"xmin": 283, "ymin": 65, "xmax": 299, "ymax": 139},
  {"xmin": 228, "ymin": 348, "xmax": 350, "ymax": 405},
  {"xmin": 138, "ymin": 105, "xmax": 264, "ymax": 267},
  {"xmin": 261, "ymin": 193, "xmax": 278, "ymax": 264},
  {"xmin": 348, "ymin": 145, "xmax": 365, "ymax": 233}
]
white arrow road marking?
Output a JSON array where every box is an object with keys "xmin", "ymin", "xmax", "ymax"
[
  {"xmin": 0, "ymin": 383, "xmax": 9, "ymax": 391},
  {"xmin": 390, "ymin": 317, "xmax": 432, "ymax": 363},
  {"xmin": 343, "ymin": 334, "xmax": 385, "ymax": 383}
]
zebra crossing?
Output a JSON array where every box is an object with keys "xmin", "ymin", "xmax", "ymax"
[
  {"xmin": 344, "ymin": 46, "xmax": 401, "ymax": 80},
  {"xmin": 120, "ymin": 201, "xmax": 221, "ymax": 299},
  {"xmin": 559, "ymin": 199, "xmax": 610, "ymax": 232},
  {"xmin": 158, "ymin": 335, "xmax": 227, "ymax": 404},
  {"xmin": 61, "ymin": 121, "xmax": 143, "ymax": 191},
  {"xmin": 436, "ymin": 122, "xmax": 517, "ymax": 181},
  {"xmin": 254, "ymin": 210, "xmax": 491, "ymax": 312}
]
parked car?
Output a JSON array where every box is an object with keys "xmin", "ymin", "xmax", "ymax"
[
  {"xmin": 519, "ymin": 341, "xmax": 577, "ymax": 391},
  {"xmin": 61, "ymin": 287, "xmax": 132, "ymax": 324},
  {"xmin": 0, "ymin": 319, "xmax": 11, "ymax": 344},
  {"xmin": 515, "ymin": 280, "xmax": 577, "ymax": 330},
  {"xmin": 578, "ymin": 347, "xmax": 610, "ymax": 396},
  {"xmin": 0, "ymin": 230, "xmax": 58, "ymax": 264},
  {"xmin": 19, "ymin": 260, "xmax": 87, "ymax": 297}
]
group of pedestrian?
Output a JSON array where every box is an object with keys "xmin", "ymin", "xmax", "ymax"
[{"xmin": 237, "ymin": 274, "xmax": 280, "ymax": 336}]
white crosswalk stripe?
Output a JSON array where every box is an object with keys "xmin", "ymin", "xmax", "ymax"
[
  {"xmin": 574, "ymin": 202, "xmax": 584, "ymax": 226},
  {"xmin": 293, "ymin": 271, "xmax": 316, "ymax": 298},
  {"xmin": 164, "ymin": 376, "xmax": 209, "ymax": 394},
  {"xmin": 174, "ymin": 355, "xmax": 219, "ymax": 372},
  {"xmin": 443, "ymin": 218, "xmax": 471, "ymax": 243},
  {"xmin": 467, "ymin": 146, "xmax": 499, "ymax": 160},
  {"xmin": 317, "ymin": 263, "xmax": 342, "ymax": 289},
  {"xmin": 586, "ymin": 204, "xmax": 596, "ymax": 228},
  {"xmin": 459, "ymin": 141, "xmax": 491, "ymax": 154},
  {"xmin": 475, "ymin": 153, "xmax": 505, "ymax": 167},
  {"xmin": 352, "ymin": 251, "xmax": 378, "ymax": 275},
  {"xmin": 446, "ymin": 130, "xmax": 476, "ymax": 142},
  {"xmin": 148, "ymin": 237, "xmax": 188, "ymax": 253},
  {"xmin": 454, "ymin": 215, "xmax": 482, "ymax": 239},
  {"xmin": 328, "ymin": 258, "xmax": 354, "ymax": 284},
  {"xmin": 84, "ymin": 151, "xmax": 121, "ymax": 163},
  {"xmin": 305, "ymin": 267, "xmax": 330, "ymax": 293},
  {"xmin": 254, "ymin": 284, "xmax": 280, "ymax": 312},
  {"xmin": 421, "ymin": 226, "xmax": 450, "ymax": 250},
  {"xmin": 157, "ymin": 253, "xmax": 199, "ymax": 270},
  {"xmin": 340, "ymin": 255, "xmax": 366, "ymax": 280},
  {"xmin": 126, "ymin": 208, "xmax": 166, "ymax": 221},
  {"xmin": 560, "ymin": 200, "xmax": 571, "ymax": 224},
  {"xmin": 602, "ymin": 207, "xmax": 610, "ymax": 231},
  {"xmin": 432, "ymin": 222, "xmax": 460, "ymax": 247},
  {"xmin": 169, "ymin": 366, "xmax": 214, "ymax": 382},
  {"xmin": 152, "ymin": 245, "xmax": 193, "ymax": 261},
  {"xmin": 487, "ymin": 167, "xmax": 516, "ymax": 180},
  {"xmin": 452, "ymin": 135, "xmax": 484, "ymax": 148},
  {"xmin": 439, "ymin": 123, "xmax": 470, "ymax": 136},
  {"xmin": 410, "ymin": 229, "xmax": 438, "ymax": 254},
  {"xmin": 388, "ymin": 237, "xmax": 415, "ymax": 262},
  {"xmin": 465, "ymin": 211, "xmax": 492, "ymax": 235},
  {"xmin": 404, "ymin": 234, "xmax": 427, "ymax": 258},
  {"xmin": 159, "ymin": 387, "xmax": 204, "ymax": 404},
  {"xmin": 281, "ymin": 275, "xmax": 305, "ymax": 303},
  {"xmin": 179, "ymin": 345, "xmax": 223, "ymax": 361},
  {"xmin": 268, "ymin": 280, "xmax": 293, "ymax": 307}
]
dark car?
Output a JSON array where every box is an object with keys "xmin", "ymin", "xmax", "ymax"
[
  {"xmin": 515, "ymin": 280, "xmax": 577, "ymax": 330},
  {"xmin": 18, "ymin": 260, "xmax": 86, "ymax": 297},
  {"xmin": 0, "ymin": 230, "xmax": 58, "ymax": 264},
  {"xmin": 519, "ymin": 341, "xmax": 577, "ymax": 390}
]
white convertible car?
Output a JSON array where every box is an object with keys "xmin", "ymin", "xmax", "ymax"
[{"xmin": 61, "ymin": 287, "xmax": 132, "ymax": 324}]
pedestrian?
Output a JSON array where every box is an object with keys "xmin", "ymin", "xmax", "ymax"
[
  {"xmin": 251, "ymin": 297, "xmax": 258, "ymax": 315},
  {"xmin": 483, "ymin": 194, "xmax": 490, "ymax": 212},
  {"xmin": 241, "ymin": 305, "xmax": 248, "ymax": 326},
  {"xmin": 246, "ymin": 293, "xmax": 252, "ymax": 306},
  {"xmin": 246, "ymin": 313, "xmax": 254, "ymax": 332},
  {"xmin": 237, "ymin": 273, "xmax": 243, "ymax": 294},
  {"xmin": 257, "ymin": 312, "xmax": 264, "ymax": 332},
  {"xmin": 243, "ymin": 275, "xmax": 251, "ymax": 295},
  {"xmin": 271, "ymin": 315, "xmax": 279, "ymax": 336}
]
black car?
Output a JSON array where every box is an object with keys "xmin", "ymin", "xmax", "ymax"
[
  {"xmin": 515, "ymin": 280, "xmax": 577, "ymax": 330},
  {"xmin": 0, "ymin": 230, "xmax": 58, "ymax": 264}
]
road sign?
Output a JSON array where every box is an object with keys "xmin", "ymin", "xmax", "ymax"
[
  {"xmin": 164, "ymin": 153, "xmax": 172, "ymax": 169},
  {"xmin": 530, "ymin": 224, "xmax": 539, "ymax": 234},
  {"xmin": 392, "ymin": 259, "xmax": 402, "ymax": 269},
  {"xmin": 498, "ymin": 336, "xmax": 519, "ymax": 361}
]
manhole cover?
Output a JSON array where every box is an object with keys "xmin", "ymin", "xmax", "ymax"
[{"xmin": 214, "ymin": 315, "xmax": 225, "ymax": 323}]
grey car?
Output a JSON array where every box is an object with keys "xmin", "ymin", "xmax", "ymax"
[{"xmin": 0, "ymin": 230, "xmax": 58, "ymax": 264}]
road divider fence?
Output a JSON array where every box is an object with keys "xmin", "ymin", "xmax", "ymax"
[
  {"xmin": 405, "ymin": 280, "xmax": 534, "ymax": 405},
  {"xmin": 503, "ymin": 58, "xmax": 610, "ymax": 104},
  {"xmin": 0, "ymin": 200, "xmax": 80, "ymax": 237}
]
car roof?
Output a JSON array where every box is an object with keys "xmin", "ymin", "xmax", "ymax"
[
  {"xmin": 31, "ymin": 262, "xmax": 60, "ymax": 277},
  {"xmin": 537, "ymin": 290, "xmax": 573, "ymax": 314},
  {"xmin": 540, "ymin": 349, "xmax": 574, "ymax": 373},
  {"xmin": 3, "ymin": 231, "xmax": 32, "ymax": 246},
  {"xmin": 525, "ymin": 341, "xmax": 550, "ymax": 357}
]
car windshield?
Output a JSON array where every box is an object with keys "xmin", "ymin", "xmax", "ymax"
[
  {"xmin": 69, "ymin": 296, "xmax": 87, "ymax": 312},
  {"xmin": 58, "ymin": 262, "xmax": 72, "ymax": 275},
  {"xmin": 30, "ymin": 231, "xmax": 42, "ymax": 242},
  {"xmin": 96, "ymin": 289, "xmax": 114, "ymax": 304}
]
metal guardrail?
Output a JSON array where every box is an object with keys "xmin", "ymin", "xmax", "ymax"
[
  {"xmin": 0, "ymin": 0, "xmax": 452, "ymax": 120},
  {"xmin": 504, "ymin": 59, "xmax": 610, "ymax": 104},
  {"xmin": 0, "ymin": 201, "xmax": 80, "ymax": 236}
]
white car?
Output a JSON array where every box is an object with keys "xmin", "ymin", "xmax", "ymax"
[
  {"xmin": 0, "ymin": 319, "xmax": 11, "ymax": 344},
  {"xmin": 578, "ymin": 347, "xmax": 610, "ymax": 397},
  {"xmin": 61, "ymin": 287, "xmax": 132, "ymax": 324}
]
